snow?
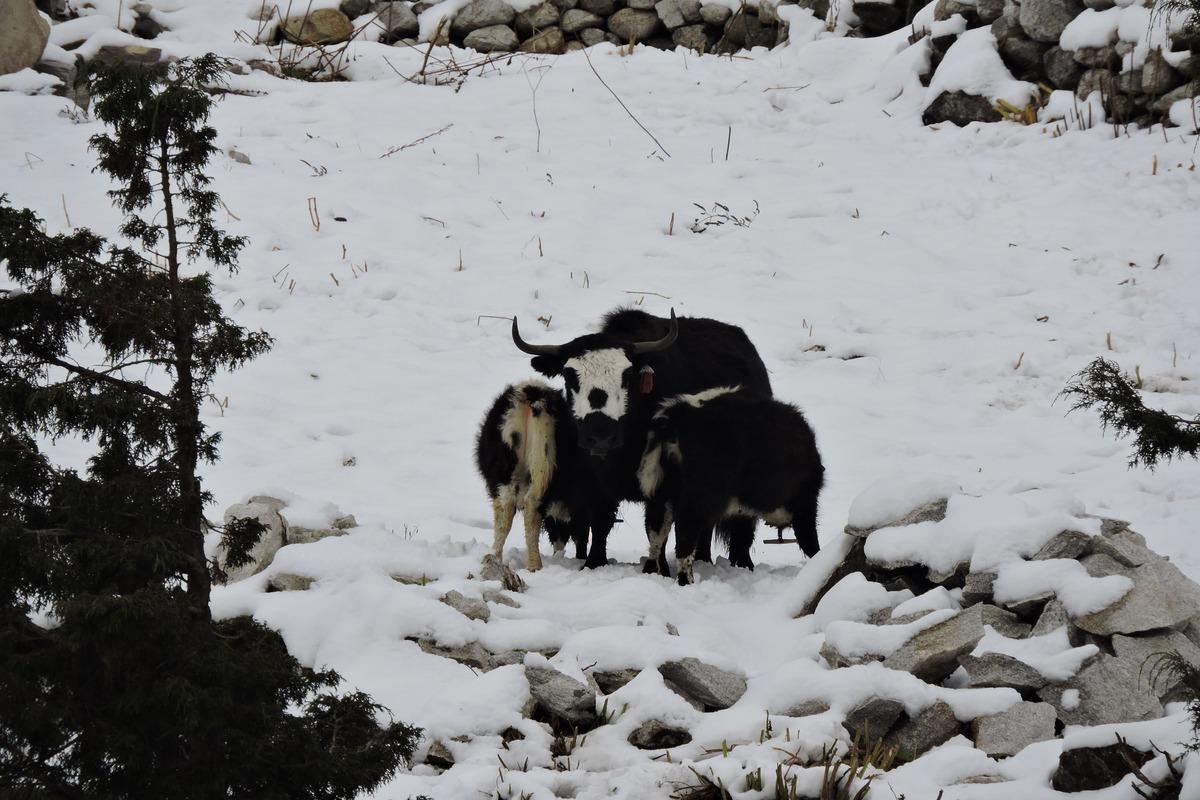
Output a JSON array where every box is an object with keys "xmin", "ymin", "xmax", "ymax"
[
  {"xmin": 925, "ymin": 27, "xmax": 1037, "ymax": 110},
  {"xmin": 4, "ymin": 1, "xmax": 1200, "ymax": 796},
  {"xmin": 846, "ymin": 473, "xmax": 959, "ymax": 530},
  {"xmin": 971, "ymin": 625, "xmax": 1099, "ymax": 681},
  {"xmin": 1059, "ymin": 7, "xmax": 1122, "ymax": 50},
  {"xmin": 993, "ymin": 557, "xmax": 1133, "ymax": 616},
  {"xmin": 0, "ymin": 69, "xmax": 61, "ymax": 95},
  {"xmin": 824, "ymin": 608, "xmax": 958, "ymax": 659}
]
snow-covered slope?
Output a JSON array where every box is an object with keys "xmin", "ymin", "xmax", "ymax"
[{"xmin": 2, "ymin": 10, "xmax": 1199, "ymax": 797}]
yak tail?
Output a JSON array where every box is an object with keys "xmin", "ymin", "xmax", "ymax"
[{"xmin": 523, "ymin": 402, "xmax": 556, "ymax": 502}]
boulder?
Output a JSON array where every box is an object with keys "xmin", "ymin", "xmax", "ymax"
[
  {"xmin": 578, "ymin": 26, "xmax": 611, "ymax": 45},
  {"xmin": 843, "ymin": 696, "xmax": 905, "ymax": 742},
  {"xmin": 342, "ymin": 0, "xmax": 374, "ymax": 15},
  {"xmin": 884, "ymin": 701, "xmax": 961, "ymax": 764},
  {"xmin": 628, "ymin": 0, "xmax": 657, "ymax": 8},
  {"xmin": 1044, "ymin": 46, "xmax": 1084, "ymax": 89},
  {"xmin": 516, "ymin": 1, "xmax": 561, "ymax": 35},
  {"xmin": 519, "ymin": 26, "xmax": 566, "ymax": 51},
  {"xmin": 795, "ymin": 0, "xmax": 831, "ymax": 20},
  {"xmin": 990, "ymin": 14, "xmax": 1023, "ymax": 45},
  {"xmin": 779, "ymin": 699, "xmax": 831, "ymax": 717},
  {"xmin": 851, "ymin": 0, "xmax": 903, "ymax": 35},
  {"xmin": 962, "ymin": 572, "xmax": 996, "ymax": 605},
  {"xmin": 451, "ymin": 0, "xmax": 516, "ymax": 35},
  {"xmin": 655, "ymin": 0, "xmax": 702, "ymax": 28},
  {"xmin": 1150, "ymin": 83, "xmax": 1198, "ymax": 114},
  {"xmin": 267, "ymin": 572, "xmax": 315, "ymax": 592},
  {"xmin": 1000, "ymin": 35, "xmax": 1051, "ymax": 80},
  {"xmin": 628, "ymin": 720, "xmax": 692, "ymax": 749},
  {"xmin": 1112, "ymin": 631, "xmax": 1200, "ymax": 702},
  {"xmin": 424, "ymin": 740, "xmax": 455, "ymax": 769},
  {"xmin": 561, "ymin": 8, "xmax": 604, "ymax": 33},
  {"xmin": 414, "ymin": 639, "xmax": 495, "ymax": 670},
  {"xmin": 922, "ymin": 91, "xmax": 1003, "ymax": 126},
  {"xmin": 374, "ymin": 2, "xmax": 421, "ymax": 39},
  {"xmin": 722, "ymin": 10, "xmax": 777, "ymax": 48},
  {"xmin": 464, "ymin": 24, "xmax": 520, "ymax": 51},
  {"xmin": 700, "ymin": 2, "xmax": 733, "ymax": 24},
  {"xmin": 1053, "ymin": 741, "xmax": 1154, "ymax": 792},
  {"xmin": 132, "ymin": 13, "xmax": 163, "ymax": 39},
  {"xmin": 960, "ymin": 653, "xmax": 1048, "ymax": 692},
  {"xmin": 977, "ymin": 0, "xmax": 1004, "ymax": 23},
  {"xmin": 608, "ymin": 8, "xmax": 661, "ymax": 42},
  {"xmin": 441, "ymin": 590, "xmax": 491, "ymax": 622},
  {"xmin": 882, "ymin": 605, "xmax": 988, "ymax": 682},
  {"xmin": 34, "ymin": 57, "xmax": 86, "ymax": 108},
  {"xmin": 578, "ymin": 0, "xmax": 617, "ymax": 15},
  {"xmin": 594, "ymin": 668, "xmax": 640, "ymax": 694},
  {"xmin": 1072, "ymin": 45, "xmax": 1119, "ymax": 69},
  {"xmin": 482, "ymin": 588, "xmax": 519, "ymax": 608},
  {"xmin": 1177, "ymin": 53, "xmax": 1200, "ymax": 80},
  {"xmin": 1018, "ymin": 0, "xmax": 1083, "ymax": 42},
  {"xmin": 1076, "ymin": 67, "xmax": 1115, "ymax": 100},
  {"xmin": 658, "ymin": 658, "xmax": 747, "ymax": 711},
  {"xmin": 282, "ymin": 9, "xmax": 355, "ymax": 44},
  {"xmin": 286, "ymin": 524, "xmax": 348, "ymax": 545},
  {"xmin": 1077, "ymin": 552, "xmax": 1200, "ymax": 636},
  {"xmin": 1030, "ymin": 598, "xmax": 1084, "ymax": 645},
  {"xmin": 526, "ymin": 666, "xmax": 600, "ymax": 732},
  {"xmin": 218, "ymin": 501, "xmax": 287, "ymax": 583},
  {"xmin": 1031, "ymin": 529, "xmax": 1091, "ymax": 560},
  {"xmin": 794, "ymin": 536, "xmax": 868, "ymax": 618},
  {"xmin": 93, "ymin": 45, "xmax": 163, "ymax": 67},
  {"xmin": 1141, "ymin": 48, "xmax": 1183, "ymax": 95},
  {"xmin": 0, "ymin": 0, "xmax": 50, "ymax": 77},
  {"xmin": 1039, "ymin": 654, "xmax": 1163, "ymax": 726},
  {"xmin": 972, "ymin": 701, "xmax": 1056, "ymax": 757},
  {"xmin": 480, "ymin": 553, "xmax": 527, "ymax": 592},
  {"xmin": 672, "ymin": 23, "xmax": 716, "ymax": 51},
  {"xmin": 934, "ymin": 0, "xmax": 978, "ymax": 23}
]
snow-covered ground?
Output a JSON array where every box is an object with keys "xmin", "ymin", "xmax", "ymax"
[{"xmin": 3, "ymin": 6, "xmax": 1200, "ymax": 796}]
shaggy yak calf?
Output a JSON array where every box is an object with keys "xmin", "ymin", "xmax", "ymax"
[
  {"xmin": 638, "ymin": 386, "xmax": 824, "ymax": 585},
  {"xmin": 475, "ymin": 381, "xmax": 587, "ymax": 571}
]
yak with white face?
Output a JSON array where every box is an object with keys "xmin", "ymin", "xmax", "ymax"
[{"xmin": 511, "ymin": 308, "xmax": 774, "ymax": 569}]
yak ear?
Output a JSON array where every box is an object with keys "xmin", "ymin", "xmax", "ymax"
[{"xmin": 530, "ymin": 355, "xmax": 565, "ymax": 377}]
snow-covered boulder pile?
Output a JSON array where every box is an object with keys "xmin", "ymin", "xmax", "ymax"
[
  {"xmin": 794, "ymin": 476, "xmax": 1200, "ymax": 790},
  {"xmin": 214, "ymin": 494, "xmax": 357, "ymax": 582}
]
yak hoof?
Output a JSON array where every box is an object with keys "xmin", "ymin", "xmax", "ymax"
[
  {"xmin": 642, "ymin": 559, "xmax": 659, "ymax": 574},
  {"xmin": 677, "ymin": 572, "xmax": 692, "ymax": 587}
]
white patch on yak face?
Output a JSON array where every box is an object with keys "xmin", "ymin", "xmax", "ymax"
[{"xmin": 563, "ymin": 348, "xmax": 632, "ymax": 421}]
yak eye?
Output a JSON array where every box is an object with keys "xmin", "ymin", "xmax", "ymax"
[{"xmin": 563, "ymin": 372, "xmax": 580, "ymax": 393}]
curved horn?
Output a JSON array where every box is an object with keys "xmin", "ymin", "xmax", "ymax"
[
  {"xmin": 631, "ymin": 309, "xmax": 679, "ymax": 354},
  {"xmin": 511, "ymin": 316, "xmax": 563, "ymax": 356}
]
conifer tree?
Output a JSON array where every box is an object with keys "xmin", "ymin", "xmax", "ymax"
[
  {"xmin": 0, "ymin": 55, "xmax": 419, "ymax": 799},
  {"xmin": 1062, "ymin": 358, "xmax": 1200, "ymax": 469}
]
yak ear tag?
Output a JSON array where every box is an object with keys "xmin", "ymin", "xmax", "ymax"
[{"xmin": 639, "ymin": 365, "xmax": 655, "ymax": 394}]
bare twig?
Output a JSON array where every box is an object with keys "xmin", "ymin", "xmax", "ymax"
[
  {"xmin": 379, "ymin": 124, "xmax": 454, "ymax": 158},
  {"xmin": 580, "ymin": 48, "xmax": 671, "ymax": 158}
]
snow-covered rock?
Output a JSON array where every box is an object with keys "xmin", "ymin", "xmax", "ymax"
[
  {"xmin": 526, "ymin": 665, "xmax": 600, "ymax": 731},
  {"xmin": 0, "ymin": 0, "xmax": 50, "ymax": 77},
  {"xmin": 972, "ymin": 701, "xmax": 1056, "ymax": 757},
  {"xmin": 658, "ymin": 658, "xmax": 747, "ymax": 711}
]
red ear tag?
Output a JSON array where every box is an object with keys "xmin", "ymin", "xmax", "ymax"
[{"xmin": 639, "ymin": 366, "xmax": 655, "ymax": 394}]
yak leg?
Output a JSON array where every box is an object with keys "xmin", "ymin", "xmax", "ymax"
[
  {"xmin": 643, "ymin": 501, "xmax": 673, "ymax": 577},
  {"xmin": 492, "ymin": 493, "xmax": 517, "ymax": 557},
  {"xmin": 792, "ymin": 477, "xmax": 822, "ymax": 558},
  {"xmin": 569, "ymin": 516, "xmax": 589, "ymax": 560},
  {"xmin": 522, "ymin": 498, "xmax": 544, "ymax": 571},
  {"xmin": 673, "ymin": 510, "xmax": 713, "ymax": 587},
  {"xmin": 583, "ymin": 503, "xmax": 617, "ymax": 569},
  {"xmin": 721, "ymin": 515, "xmax": 756, "ymax": 571}
]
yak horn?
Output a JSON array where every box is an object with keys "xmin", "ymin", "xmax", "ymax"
[
  {"xmin": 511, "ymin": 317, "xmax": 563, "ymax": 356},
  {"xmin": 631, "ymin": 309, "xmax": 679, "ymax": 354}
]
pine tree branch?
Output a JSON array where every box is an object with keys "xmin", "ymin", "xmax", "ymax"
[{"xmin": 44, "ymin": 356, "xmax": 171, "ymax": 403}]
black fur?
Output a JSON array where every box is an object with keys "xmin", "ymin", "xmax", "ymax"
[
  {"xmin": 642, "ymin": 389, "xmax": 824, "ymax": 585},
  {"xmin": 474, "ymin": 383, "xmax": 588, "ymax": 558},
  {"xmin": 525, "ymin": 309, "xmax": 772, "ymax": 569}
]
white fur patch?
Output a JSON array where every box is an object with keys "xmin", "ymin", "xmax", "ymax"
[
  {"xmin": 725, "ymin": 499, "xmax": 793, "ymax": 528},
  {"xmin": 654, "ymin": 385, "xmax": 742, "ymax": 419},
  {"xmin": 637, "ymin": 444, "xmax": 663, "ymax": 497},
  {"xmin": 564, "ymin": 348, "xmax": 631, "ymax": 421}
]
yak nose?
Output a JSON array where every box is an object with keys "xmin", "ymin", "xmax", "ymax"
[
  {"xmin": 582, "ymin": 431, "xmax": 619, "ymax": 455},
  {"xmin": 587, "ymin": 388, "xmax": 608, "ymax": 410}
]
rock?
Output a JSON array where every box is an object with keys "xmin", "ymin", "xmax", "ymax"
[
  {"xmin": 794, "ymin": 536, "xmax": 868, "ymax": 618},
  {"xmin": 0, "ymin": 0, "xmax": 49, "ymax": 77},
  {"xmin": 341, "ymin": 0, "xmax": 374, "ymax": 15},
  {"xmin": 1039, "ymin": 654, "xmax": 1163, "ymax": 726},
  {"xmin": 286, "ymin": 525, "xmax": 347, "ymax": 545},
  {"xmin": 700, "ymin": 2, "xmax": 732, "ymax": 24},
  {"xmin": 1044, "ymin": 46, "xmax": 1084, "ymax": 89},
  {"xmin": 1000, "ymin": 35, "xmax": 1051, "ymax": 80},
  {"xmin": 451, "ymin": 0, "xmax": 516, "ymax": 35},
  {"xmin": 779, "ymin": 699, "xmax": 831, "ymax": 717},
  {"xmin": 519, "ymin": 26, "xmax": 566, "ymax": 52},
  {"xmin": 415, "ymin": 639, "xmax": 495, "ymax": 670},
  {"xmin": 852, "ymin": 0, "xmax": 903, "ymax": 35},
  {"xmin": 267, "ymin": 572, "xmax": 315, "ymax": 591},
  {"xmin": 843, "ymin": 696, "xmax": 905, "ymax": 742},
  {"xmin": 482, "ymin": 588, "xmax": 519, "ymax": 608},
  {"xmin": 282, "ymin": 9, "xmax": 355, "ymax": 44},
  {"xmin": 425, "ymin": 740, "xmax": 455, "ymax": 769},
  {"xmin": 594, "ymin": 668, "xmax": 640, "ymax": 694},
  {"xmin": 578, "ymin": 26, "xmax": 610, "ymax": 45},
  {"xmin": 1116, "ymin": 67, "xmax": 1144, "ymax": 94},
  {"xmin": 990, "ymin": 14, "xmax": 1023, "ymax": 46},
  {"xmin": 1169, "ymin": 27, "xmax": 1200, "ymax": 52},
  {"xmin": 923, "ymin": 90, "xmax": 1003, "ymax": 126},
  {"xmin": 1076, "ymin": 67, "xmax": 1115, "ymax": 99},
  {"xmin": 628, "ymin": 720, "xmax": 692, "ymax": 749},
  {"xmin": 655, "ymin": 0, "xmax": 702, "ymax": 27},
  {"xmin": 480, "ymin": 553, "xmax": 526, "ymax": 592},
  {"xmin": 934, "ymin": 0, "xmax": 978, "ymax": 22},
  {"xmin": 1053, "ymin": 741, "xmax": 1153, "ymax": 792},
  {"xmin": 1150, "ymin": 83, "xmax": 1198, "ymax": 113},
  {"xmin": 1032, "ymin": 529, "xmax": 1091, "ymax": 560},
  {"xmin": 1077, "ymin": 552, "xmax": 1200, "ymax": 636},
  {"xmin": 332, "ymin": 514, "xmax": 358, "ymax": 529},
  {"xmin": 133, "ymin": 14, "xmax": 163, "ymax": 39},
  {"xmin": 1073, "ymin": 45, "xmax": 1119, "ymax": 69},
  {"xmin": 441, "ymin": 590, "xmax": 491, "ymax": 622},
  {"xmin": 1031, "ymin": 599, "xmax": 1083, "ymax": 645},
  {"xmin": 34, "ymin": 58, "xmax": 86, "ymax": 107},
  {"xmin": 578, "ymin": 0, "xmax": 617, "ymax": 15},
  {"xmin": 1004, "ymin": 592, "xmax": 1054, "ymax": 620},
  {"xmin": 961, "ymin": 653, "xmax": 1048, "ymax": 691},
  {"xmin": 977, "ymin": 0, "xmax": 1005, "ymax": 23},
  {"xmin": 629, "ymin": 0, "xmax": 657, "ymax": 8},
  {"xmin": 983, "ymin": 604, "xmax": 1032, "ymax": 638},
  {"xmin": 1141, "ymin": 48, "xmax": 1183, "ymax": 95},
  {"xmin": 673, "ymin": 23, "xmax": 716, "ymax": 50},
  {"xmin": 722, "ymin": 10, "xmax": 777, "ymax": 48},
  {"xmin": 516, "ymin": 1, "xmax": 561, "ymax": 35},
  {"xmin": 884, "ymin": 701, "xmax": 960, "ymax": 764},
  {"xmin": 526, "ymin": 666, "xmax": 600, "ymax": 732},
  {"xmin": 883, "ymin": 605, "xmax": 989, "ymax": 682},
  {"xmin": 972, "ymin": 702, "xmax": 1056, "ymax": 758},
  {"xmin": 658, "ymin": 658, "xmax": 747, "ymax": 711},
  {"xmin": 962, "ymin": 572, "xmax": 996, "ymax": 605},
  {"xmin": 1018, "ymin": 0, "xmax": 1083, "ymax": 42},
  {"xmin": 93, "ymin": 45, "xmax": 163, "ymax": 67},
  {"xmin": 561, "ymin": 8, "xmax": 604, "ymax": 32},
  {"xmin": 1176, "ymin": 53, "xmax": 1200, "ymax": 80},
  {"xmin": 1081, "ymin": 0, "xmax": 1113, "ymax": 8},
  {"xmin": 373, "ymin": 2, "xmax": 420, "ymax": 39},
  {"xmin": 820, "ymin": 638, "xmax": 882, "ymax": 670},
  {"xmin": 218, "ymin": 501, "xmax": 287, "ymax": 583},
  {"xmin": 608, "ymin": 8, "xmax": 661, "ymax": 42},
  {"xmin": 464, "ymin": 24, "xmax": 520, "ymax": 51},
  {"xmin": 795, "ymin": 0, "xmax": 831, "ymax": 20},
  {"xmin": 1112, "ymin": 631, "xmax": 1200, "ymax": 702}
]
